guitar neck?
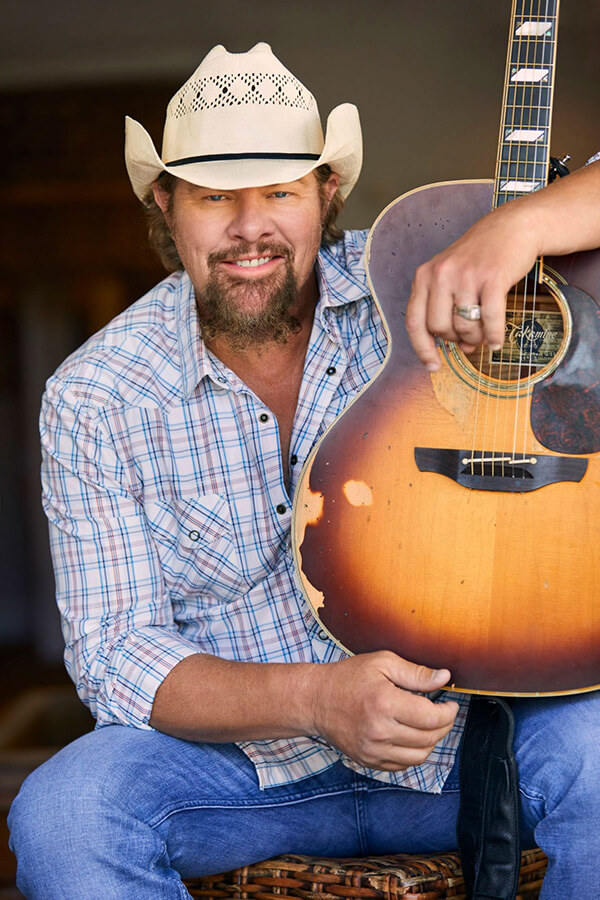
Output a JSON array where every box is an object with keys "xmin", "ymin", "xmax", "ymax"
[{"xmin": 493, "ymin": 0, "xmax": 560, "ymax": 209}]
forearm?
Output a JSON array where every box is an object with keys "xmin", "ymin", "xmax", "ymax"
[
  {"xmin": 483, "ymin": 158, "xmax": 600, "ymax": 260},
  {"xmin": 149, "ymin": 651, "xmax": 459, "ymax": 772},
  {"xmin": 149, "ymin": 652, "xmax": 319, "ymax": 742}
]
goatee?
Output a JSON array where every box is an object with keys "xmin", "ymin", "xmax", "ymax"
[{"xmin": 197, "ymin": 242, "xmax": 302, "ymax": 350}]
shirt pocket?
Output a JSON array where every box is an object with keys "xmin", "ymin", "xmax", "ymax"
[{"xmin": 146, "ymin": 493, "xmax": 244, "ymax": 605}]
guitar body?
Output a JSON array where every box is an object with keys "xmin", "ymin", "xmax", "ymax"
[{"xmin": 293, "ymin": 179, "xmax": 600, "ymax": 695}]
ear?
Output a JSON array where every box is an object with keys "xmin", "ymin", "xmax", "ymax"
[
  {"xmin": 152, "ymin": 179, "xmax": 171, "ymax": 215},
  {"xmin": 323, "ymin": 171, "xmax": 340, "ymax": 203}
]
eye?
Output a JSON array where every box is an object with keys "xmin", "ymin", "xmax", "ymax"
[
  {"xmin": 271, "ymin": 191, "xmax": 290, "ymax": 199},
  {"xmin": 206, "ymin": 194, "xmax": 227, "ymax": 202}
]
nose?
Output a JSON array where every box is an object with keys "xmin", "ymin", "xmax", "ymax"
[{"xmin": 226, "ymin": 192, "xmax": 275, "ymax": 244}]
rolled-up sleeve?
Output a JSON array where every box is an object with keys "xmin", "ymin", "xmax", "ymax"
[{"xmin": 40, "ymin": 378, "xmax": 199, "ymax": 729}]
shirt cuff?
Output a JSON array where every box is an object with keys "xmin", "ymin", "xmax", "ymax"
[{"xmin": 91, "ymin": 627, "xmax": 202, "ymax": 729}]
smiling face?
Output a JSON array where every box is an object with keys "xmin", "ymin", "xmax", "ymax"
[{"xmin": 153, "ymin": 172, "xmax": 339, "ymax": 349}]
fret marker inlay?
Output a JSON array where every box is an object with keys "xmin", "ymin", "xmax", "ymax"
[
  {"xmin": 511, "ymin": 68, "xmax": 549, "ymax": 82},
  {"xmin": 500, "ymin": 180, "xmax": 540, "ymax": 193},
  {"xmin": 516, "ymin": 21, "xmax": 553, "ymax": 36},
  {"xmin": 506, "ymin": 129, "xmax": 544, "ymax": 142}
]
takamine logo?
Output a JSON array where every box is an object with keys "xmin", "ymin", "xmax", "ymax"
[{"xmin": 507, "ymin": 318, "xmax": 546, "ymax": 354}]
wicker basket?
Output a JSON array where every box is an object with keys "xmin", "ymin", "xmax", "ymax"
[{"xmin": 184, "ymin": 848, "xmax": 547, "ymax": 900}]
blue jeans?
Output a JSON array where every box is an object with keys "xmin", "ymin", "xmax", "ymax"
[{"xmin": 8, "ymin": 691, "xmax": 600, "ymax": 899}]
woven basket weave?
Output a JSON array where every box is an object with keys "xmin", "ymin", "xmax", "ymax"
[{"xmin": 184, "ymin": 848, "xmax": 547, "ymax": 900}]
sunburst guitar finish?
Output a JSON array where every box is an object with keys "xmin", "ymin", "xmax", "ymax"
[{"xmin": 292, "ymin": 179, "xmax": 600, "ymax": 696}]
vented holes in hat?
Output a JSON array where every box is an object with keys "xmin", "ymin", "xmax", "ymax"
[{"xmin": 173, "ymin": 73, "xmax": 314, "ymax": 117}]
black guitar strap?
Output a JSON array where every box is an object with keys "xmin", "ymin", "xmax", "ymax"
[{"xmin": 457, "ymin": 696, "xmax": 521, "ymax": 900}]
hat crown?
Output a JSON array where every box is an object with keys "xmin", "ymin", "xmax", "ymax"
[{"xmin": 166, "ymin": 42, "xmax": 318, "ymax": 125}]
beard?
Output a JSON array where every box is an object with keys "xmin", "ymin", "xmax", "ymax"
[{"xmin": 196, "ymin": 241, "xmax": 302, "ymax": 350}]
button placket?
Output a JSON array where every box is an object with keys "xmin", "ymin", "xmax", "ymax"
[{"xmin": 255, "ymin": 405, "xmax": 291, "ymax": 520}]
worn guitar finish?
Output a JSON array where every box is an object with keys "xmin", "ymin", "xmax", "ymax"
[{"xmin": 293, "ymin": 1, "xmax": 600, "ymax": 695}]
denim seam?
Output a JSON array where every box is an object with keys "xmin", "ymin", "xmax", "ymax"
[
  {"xmin": 353, "ymin": 779, "xmax": 369, "ymax": 856},
  {"xmin": 149, "ymin": 786, "xmax": 358, "ymax": 828},
  {"xmin": 517, "ymin": 781, "xmax": 546, "ymax": 805},
  {"xmin": 150, "ymin": 832, "xmax": 191, "ymax": 899}
]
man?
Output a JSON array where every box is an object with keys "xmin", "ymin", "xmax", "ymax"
[{"xmin": 8, "ymin": 42, "xmax": 600, "ymax": 899}]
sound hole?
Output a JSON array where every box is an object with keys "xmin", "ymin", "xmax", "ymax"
[{"xmin": 462, "ymin": 276, "xmax": 566, "ymax": 384}]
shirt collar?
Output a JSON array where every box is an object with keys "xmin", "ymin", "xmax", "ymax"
[
  {"xmin": 176, "ymin": 239, "xmax": 370, "ymax": 399},
  {"xmin": 315, "ymin": 240, "xmax": 370, "ymax": 313}
]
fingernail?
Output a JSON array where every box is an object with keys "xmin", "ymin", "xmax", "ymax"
[{"xmin": 433, "ymin": 668, "xmax": 450, "ymax": 681}]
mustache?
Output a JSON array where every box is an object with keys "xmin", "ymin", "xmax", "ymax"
[{"xmin": 208, "ymin": 242, "xmax": 293, "ymax": 266}]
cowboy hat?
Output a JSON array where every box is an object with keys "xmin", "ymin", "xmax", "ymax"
[{"xmin": 125, "ymin": 42, "xmax": 362, "ymax": 202}]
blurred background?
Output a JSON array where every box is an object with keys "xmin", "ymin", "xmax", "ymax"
[{"xmin": 0, "ymin": 0, "xmax": 598, "ymax": 887}]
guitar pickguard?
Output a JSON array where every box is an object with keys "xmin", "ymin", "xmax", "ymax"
[{"xmin": 532, "ymin": 285, "xmax": 600, "ymax": 453}]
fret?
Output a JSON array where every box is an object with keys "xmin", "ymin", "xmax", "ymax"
[
  {"xmin": 504, "ymin": 106, "xmax": 551, "ymax": 129},
  {"xmin": 510, "ymin": 42, "xmax": 556, "ymax": 67},
  {"xmin": 506, "ymin": 83, "xmax": 552, "ymax": 103},
  {"xmin": 501, "ymin": 143, "xmax": 547, "ymax": 163},
  {"xmin": 493, "ymin": 0, "xmax": 560, "ymax": 206},
  {"xmin": 505, "ymin": 105, "xmax": 551, "ymax": 121},
  {"xmin": 499, "ymin": 158, "xmax": 548, "ymax": 174},
  {"xmin": 498, "ymin": 165, "xmax": 548, "ymax": 184}
]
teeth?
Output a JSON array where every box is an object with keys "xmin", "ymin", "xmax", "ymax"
[{"xmin": 233, "ymin": 256, "xmax": 273, "ymax": 268}]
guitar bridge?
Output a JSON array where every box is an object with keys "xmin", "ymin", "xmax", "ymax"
[{"xmin": 414, "ymin": 447, "xmax": 587, "ymax": 492}]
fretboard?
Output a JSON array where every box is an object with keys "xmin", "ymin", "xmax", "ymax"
[{"xmin": 493, "ymin": 0, "xmax": 560, "ymax": 209}]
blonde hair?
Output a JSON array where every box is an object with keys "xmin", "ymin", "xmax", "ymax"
[{"xmin": 143, "ymin": 165, "xmax": 345, "ymax": 272}]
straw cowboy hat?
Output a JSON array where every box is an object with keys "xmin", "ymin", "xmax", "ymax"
[{"xmin": 125, "ymin": 42, "xmax": 362, "ymax": 202}]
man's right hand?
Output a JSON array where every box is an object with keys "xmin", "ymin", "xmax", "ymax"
[{"xmin": 305, "ymin": 651, "xmax": 459, "ymax": 771}]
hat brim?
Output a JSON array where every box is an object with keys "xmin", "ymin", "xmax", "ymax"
[{"xmin": 125, "ymin": 103, "xmax": 362, "ymax": 202}]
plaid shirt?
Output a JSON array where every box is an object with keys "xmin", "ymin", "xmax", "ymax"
[{"xmin": 40, "ymin": 229, "xmax": 467, "ymax": 791}]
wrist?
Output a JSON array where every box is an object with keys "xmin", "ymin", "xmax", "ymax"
[{"xmin": 283, "ymin": 662, "xmax": 326, "ymax": 738}]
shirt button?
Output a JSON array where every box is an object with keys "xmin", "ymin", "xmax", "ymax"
[
  {"xmin": 188, "ymin": 530, "xmax": 200, "ymax": 541},
  {"xmin": 276, "ymin": 503, "xmax": 287, "ymax": 515},
  {"xmin": 259, "ymin": 413, "xmax": 269, "ymax": 423},
  {"xmin": 326, "ymin": 366, "xmax": 337, "ymax": 376},
  {"xmin": 318, "ymin": 630, "xmax": 329, "ymax": 641},
  {"xmin": 290, "ymin": 454, "xmax": 298, "ymax": 466},
  {"xmin": 217, "ymin": 376, "xmax": 227, "ymax": 384}
]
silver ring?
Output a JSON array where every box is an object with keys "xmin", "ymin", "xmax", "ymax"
[{"xmin": 453, "ymin": 304, "xmax": 482, "ymax": 321}]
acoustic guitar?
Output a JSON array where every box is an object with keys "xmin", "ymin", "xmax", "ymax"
[{"xmin": 292, "ymin": 0, "xmax": 600, "ymax": 696}]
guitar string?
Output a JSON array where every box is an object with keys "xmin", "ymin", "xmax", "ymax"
[
  {"xmin": 488, "ymin": 2, "xmax": 523, "ymax": 477},
  {"xmin": 511, "ymin": 0, "xmax": 545, "ymax": 470},
  {"xmin": 479, "ymin": 0, "xmax": 556, "ymax": 479},
  {"xmin": 511, "ymin": 0, "xmax": 540, "ymax": 469},
  {"xmin": 469, "ymin": 0, "xmax": 556, "ymax": 477},
  {"xmin": 517, "ymin": 0, "xmax": 546, "ymax": 462},
  {"xmin": 472, "ymin": 0, "xmax": 519, "ymax": 478},
  {"xmin": 503, "ymin": 0, "xmax": 535, "ymax": 475},
  {"xmin": 519, "ymin": 0, "xmax": 556, "ymax": 464},
  {"xmin": 523, "ymin": 0, "xmax": 560, "ymax": 460},
  {"xmin": 480, "ymin": 0, "xmax": 523, "ymax": 479}
]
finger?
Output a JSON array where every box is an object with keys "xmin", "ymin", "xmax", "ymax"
[
  {"xmin": 480, "ymin": 282, "xmax": 508, "ymax": 350},
  {"xmin": 368, "ymin": 746, "xmax": 440, "ymax": 771},
  {"xmin": 450, "ymin": 293, "xmax": 486, "ymax": 346},
  {"xmin": 368, "ymin": 729, "xmax": 456, "ymax": 770},
  {"xmin": 391, "ymin": 692, "xmax": 460, "ymax": 733},
  {"xmin": 405, "ymin": 274, "xmax": 441, "ymax": 371},
  {"xmin": 384, "ymin": 654, "xmax": 452, "ymax": 695},
  {"xmin": 384, "ymin": 714, "xmax": 459, "ymax": 750}
]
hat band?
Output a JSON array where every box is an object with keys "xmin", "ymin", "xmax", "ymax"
[{"xmin": 165, "ymin": 152, "xmax": 321, "ymax": 166}]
